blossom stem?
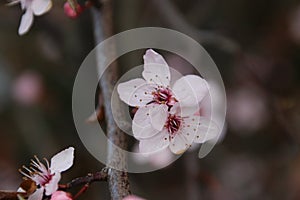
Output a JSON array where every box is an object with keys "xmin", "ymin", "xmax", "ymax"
[
  {"xmin": 59, "ymin": 168, "xmax": 108, "ymax": 189},
  {"xmin": 73, "ymin": 184, "xmax": 90, "ymax": 200}
]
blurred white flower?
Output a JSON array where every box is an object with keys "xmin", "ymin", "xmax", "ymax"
[
  {"xmin": 227, "ymin": 88, "xmax": 268, "ymax": 133},
  {"xmin": 12, "ymin": 71, "xmax": 43, "ymax": 105},
  {"xmin": 135, "ymin": 104, "xmax": 219, "ymax": 154},
  {"xmin": 50, "ymin": 191, "xmax": 72, "ymax": 200},
  {"xmin": 18, "ymin": 147, "xmax": 74, "ymax": 200},
  {"xmin": 118, "ymin": 49, "xmax": 218, "ymax": 154},
  {"xmin": 9, "ymin": 0, "xmax": 52, "ymax": 35}
]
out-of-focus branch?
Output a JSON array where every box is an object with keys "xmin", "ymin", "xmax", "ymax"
[
  {"xmin": 0, "ymin": 191, "xmax": 26, "ymax": 200},
  {"xmin": 91, "ymin": 0, "xmax": 131, "ymax": 199},
  {"xmin": 151, "ymin": 0, "xmax": 240, "ymax": 53}
]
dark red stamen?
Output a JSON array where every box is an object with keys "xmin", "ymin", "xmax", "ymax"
[
  {"xmin": 165, "ymin": 114, "xmax": 182, "ymax": 136},
  {"xmin": 152, "ymin": 88, "xmax": 177, "ymax": 106}
]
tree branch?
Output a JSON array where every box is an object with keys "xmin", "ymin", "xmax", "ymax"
[
  {"xmin": 0, "ymin": 191, "xmax": 26, "ymax": 200},
  {"xmin": 91, "ymin": 0, "xmax": 131, "ymax": 199}
]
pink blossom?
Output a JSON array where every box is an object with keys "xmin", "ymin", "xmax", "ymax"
[
  {"xmin": 12, "ymin": 71, "xmax": 43, "ymax": 105},
  {"xmin": 117, "ymin": 49, "xmax": 209, "ymax": 110},
  {"xmin": 123, "ymin": 195, "xmax": 146, "ymax": 200},
  {"xmin": 136, "ymin": 104, "xmax": 219, "ymax": 154},
  {"xmin": 8, "ymin": 0, "xmax": 52, "ymax": 35},
  {"xmin": 50, "ymin": 191, "xmax": 72, "ymax": 200},
  {"xmin": 18, "ymin": 147, "xmax": 74, "ymax": 200},
  {"xmin": 227, "ymin": 88, "xmax": 268, "ymax": 132},
  {"xmin": 118, "ymin": 49, "xmax": 218, "ymax": 154}
]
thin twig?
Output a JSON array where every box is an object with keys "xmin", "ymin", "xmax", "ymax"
[
  {"xmin": 73, "ymin": 184, "xmax": 90, "ymax": 199},
  {"xmin": 59, "ymin": 168, "xmax": 108, "ymax": 189}
]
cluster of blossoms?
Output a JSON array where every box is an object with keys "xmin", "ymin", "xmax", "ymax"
[
  {"xmin": 18, "ymin": 147, "xmax": 74, "ymax": 200},
  {"xmin": 117, "ymin": 49, "xmax": 219, "ymax": 155}
]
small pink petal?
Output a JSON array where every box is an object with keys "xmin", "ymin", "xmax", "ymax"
[
  {"xmin": 139, "ymin": 130, "xmax": 170, "ymax": 154},
  {"xmin": 123, "ymin": 195, "xmax": 146, "ymax": 200},
  {"xmin": 50, "ymin": 191, "xmax": 72, "ymax": 200},
  {"xmin": 44, "ymin": 173, "xmax": 61, "ymax": 196},
  {"xmin": 142, "ymin": 49, "xmax": 171, "ymax": 87},
  {"xmin": 50, "ymin": 147, "xmax": 74, "ymax": 173}
]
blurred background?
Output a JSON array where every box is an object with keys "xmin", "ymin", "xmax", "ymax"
[{"xmin": 1, "ymin": 0, "xmax": 300, "ymax": 199}]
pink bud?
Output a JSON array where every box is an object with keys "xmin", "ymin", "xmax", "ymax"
[
  {"xmin": 64, "ymin": 2, "xmax": 84, "ymax": 19},
  {"xmin": 50, "ymin": 191, "xmax": 73, "ymax": 200}
]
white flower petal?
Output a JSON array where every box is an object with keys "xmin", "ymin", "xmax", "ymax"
[
  {"xmin": 169, "ymin": 103, "xmax": 199, "ymax": 118},
  {"xmin": 132, "ymin": 105, "xmax": 160, "ymax": 139},
  {"xmin": 44, "ymin": 173, "xmax": 61, "ymax": 196},
  {"xmin": 179, "ymin": 119, "xmax": 198, "ymax": 144},
  {"xmin": 169, "ymin": 134, "xmax": 190, "ymax": 155},
  {"xmin": 17, "ymin": 187, "xmax": 26, "ymax": 193},
  {"xmin": 31, "ymin": 0, "xmax": 52, "ymax": 16},
  {"xmin": 50, "ymin": 147, "xmax": 74, "ymax": 172},
  {"xmin": 142, "ymin": 49, "xmax": 171, "ymax": 87},
  {"xmin": 149, "ymin": 104, "xmax": 168, "ymax": 131},
  {"xmin": 18, "ymin": 9, "xmax": 34, "ymax": 35},
  {"xmin": 168, "ymin": 116, "xmax": 202, "ymax": 154},
  {"xmin": 28, "ymin": 188, "xmax": 44, "ymax": 200},
  {"xmin": 193, "ymin": 117, "xmax": 219, "ymax": 143},
  {"xmin": 20, "ymin": 0, "xmax": 27, "ymax": 10},
  {"xmin": 139, "ymin": 130, "xmax": 170, "ymax": 154},
  {"xmin": 117, "ymin": 78, "xmax": 155, "ymax": 107},
  {"xmin": 172, "ymin": 75, "xmax": 209, "ymax": 109}
]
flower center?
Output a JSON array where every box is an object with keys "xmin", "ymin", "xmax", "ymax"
[
  {"xmin": 34, "ymin": 170, "xmax": 53, "ymax": 186},
  {"xmin": 165, "ymin": 114, "xmax": 182, "ymax": 136},
  {"xmin": 19, "ymin": 156, "xmax": 53, "ymax": 187},
  {"xmin": 152, "ymin": 87, "xmax": 177, "ymax": 106}
]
